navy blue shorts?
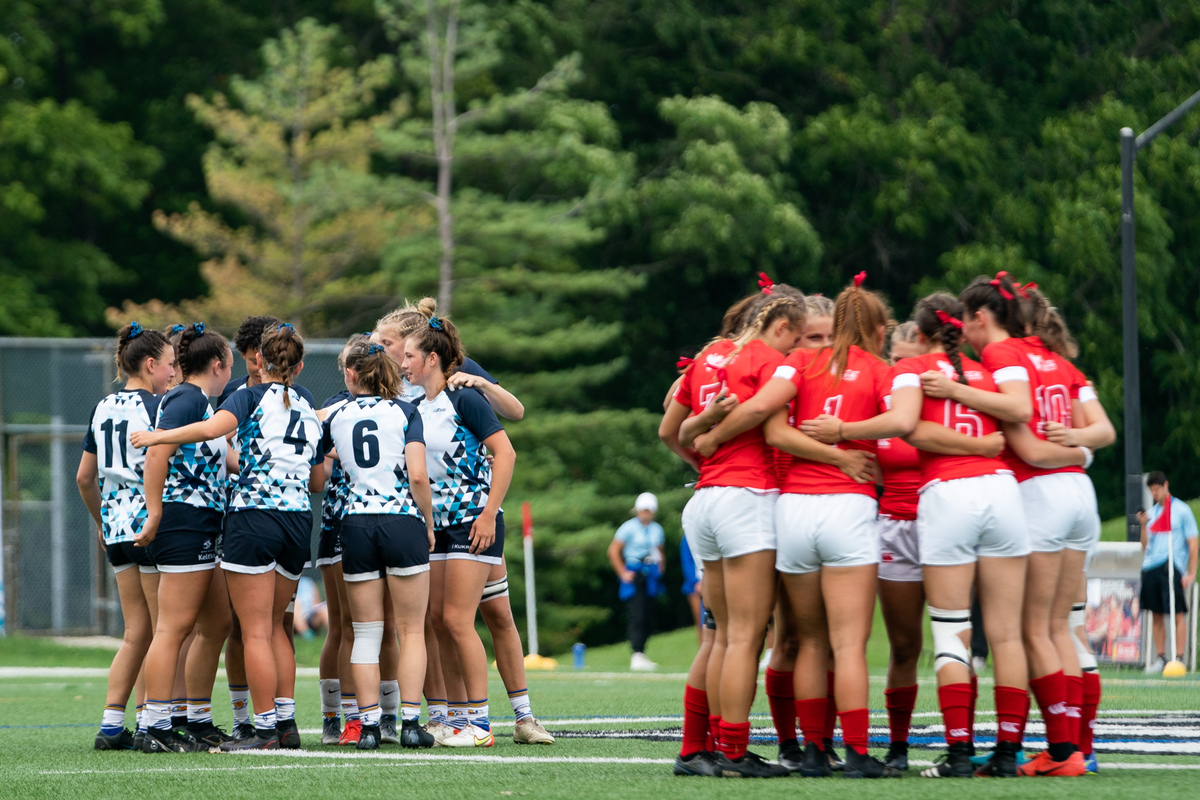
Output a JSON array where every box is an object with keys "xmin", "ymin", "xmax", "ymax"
[
  {"xmin": 150, "ymin": 505, "xmax": 223, "ymax": 573},
  {"xmin": 316, "ymin": 517, "xmax": 343, "ymax": 567},
  {"xmin": 221, "ymin": 509, "xmax": 312, "ymax": 580},
  {"xmin": 106, "ymin": 540, "xmax": 157, "ymax": 573},
  {"xmin": 340, "ymin": 514, "xmax": 430, "ymax": 581},
  {"xmin": 431, "ymin": 512, "xmax": 504, "ymax": 565}
]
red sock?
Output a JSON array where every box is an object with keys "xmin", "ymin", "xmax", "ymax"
[
  {"xmin": 1020, "ymin": 690, "xmax": 1032, "ymax": 746},
  {"xmin": 994, "ymin": 685, "xmax": 1027, "ymax": 745},
  {"xmin": 1064, "ymin": 675, "xmax": 1083, "ymax": 746},
  {"xmin": 681, "ymin": 685, "xmax": 710, "ymax": 757},
  {"xmin": 839, "ymin": 708, "xmax": 869, "ymax": 755},
  {"xmin": 721, "ymin": 720, "xmax": 751, "ymax": 760},
  {"xmin": 1029, "ymin": 671, "xmax": 1070, "ymax": 745},
  {"xmin": 968, "ymin": 673, "xmax": 978, "ymax": 733},
  {"xmin": 1080, "ymin": 671, "xmax": 1101, "ymax": 756},
  {"xmin": 884, "ymin": 685, "xmax": 918, "ymax": 744},
  {"xmin": 795, "ymin": 697, "xmax": 827, "ymax": 747},
  {"xmin": 708, "ymin": 715, "xmax": 722, "ymax": 751},
  {"xmin": 765, "ymin": 668, "xmax": 796, "ymax": 744},
  {"xmin": 824, "ymin": 671, "xmax": 837, "ymax": 742},
  {"xmin": 937, "ymin": 683, "xmax": 973, "ymax": 745}
]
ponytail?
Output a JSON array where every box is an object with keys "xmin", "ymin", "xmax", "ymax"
[
  {"xmin": 959, "ymin": 271, "xmax": 1026, "ymax": 338},
  {"xmin": 115, "ymin": 321, "xmax": 170, "ymax": 382},
  {"xmin": 175, "ymin": 322, "xmax": 230, "ymax": 381},
  {"xmin": 407, "ymin": 314, "xmax": 465, "ymax": 379},
  {"xmin": 1022, "ymin": 286, "xmax": 1078, "ymax": 359},
  {"xmin": 259, "ymin": 322, "xmax": 305, "ymax": 408},
  {"xmin": 914, "ymin": 293, "xmax": 969, "ymax": 386},
  {"xmin": 344, "ymin": 341, "xmax": 402, "ymax": 399}
]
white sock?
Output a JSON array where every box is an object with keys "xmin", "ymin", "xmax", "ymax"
[
  {"xmin": 100, "ymin": 704, "xmax": 125, "ymax": 732},
  {"xmin": 275, "ymin": 697, "xmax": 296, "ymax": 722},
  {"xmin": 146, "ymin": 700, "xmax": 172, "ymax": 731},
  {"xmin": 187, "ymin": 698, "xmax": 213, "ymax": 725},
  {"xmin": 426, "ymin": 698, "xmax": 448, "ymax": 725},
  {"xmin": 508, "ymin": 688, "xmax": 533, "ymax": 722},
  {"xmin": 230, "ymin": 685, "xmax": 251, "ymax": 725},
  {"xmin": 135, "ymin": 704, "xmax": 145, "ymax": 732},
  {"xmin": 253, "ymin": 708, "xmax": 277, "ymax": 732},
  {"xmin": 401, "ymin": 701, "xmax": 421, "ymax": 723},
  {"xmin": 342, "ymin": 694, "xmax": 360, "ymax": 722},
  {"xmin": 468, "ymin": 700, "xmax": 490, "ymax": 733},
  {"xmin": 170, "ymin": 699, "xmax": 187, "ymax": 720},
  {"xmin": 448, "ymin": 703, "xmax": 468, "ymax": 730},
  {"xmin": 320, "ymin": 679, "xmax": 341, "ymax": 717},
  {"xmin": 379, "ymin": 680, "xmax": 400, "ymax": 717},
  {"xmin": 361, "ymin": 703, "xmax": 382, "ymax": 727}
]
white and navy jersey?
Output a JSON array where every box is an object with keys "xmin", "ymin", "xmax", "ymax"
[
  {"xmin": 220, "ymin": 382, "xmax": 323, "ymax": 512},
  {"xmin": 400, "ymin": 357, "xmax": 498, "ymax": 403},
  {"xmin": 82, "ymin": 390, "xmax": 163, "ymax": 544},
  {"xmin": 156, "ymin": 383, "xmax": 229, "ymax": 511},
  {"xmin": 323, "ymin": 395, "xmax": 425, "ymax": 517},
  {"xmin": 319, "ymin": 391, "xmax": 353, "ymax": 528},
  {"xmin": 416, "ymin": 387, "xmax": 504, "ymax": 528},
  {"xmin": 217, "ymin": 375, "xmax": 249, "ymax": 408}
]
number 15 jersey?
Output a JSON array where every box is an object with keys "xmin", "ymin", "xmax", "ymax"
[{"xmin": 322, "ymin": 395, "xmax": 425, "ymax": 518}]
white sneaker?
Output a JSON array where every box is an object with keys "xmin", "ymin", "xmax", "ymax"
[
  {"xmin": 630, "ymin": 652, "xmax": 658, "ymax": 671},
  {"xmin": 972, "ymin": 656, "xmax": 987, "ymax": 674},
  {"xmin": 512, "ymin": 717, "xmax": 555, "ymax": 744},
  {"xmin": 440, "ymin": 723, "xmax": 494, "ymax": 748},
  {"xmin": 423, "ymin": 721, "xmax": 455, "ymax": 745},
  {"xmin": 1145, "ymin": 655, "xmax": 1167, "ymax": 674}
]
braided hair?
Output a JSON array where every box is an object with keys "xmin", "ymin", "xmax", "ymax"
[
  {"xmin": 914, "ymin": 293, "xmax": 968, "ymax": 385},
  {"xmin": 259, "ymin": 323, "xmax": 305, "ymax": 408},
  {"xmin": 725, "ymin": 291, "xmax": 806, "ymax": 366},
  {"xmin": 823, "ymin": 279, "xmax": 893, "ymax": 380}
]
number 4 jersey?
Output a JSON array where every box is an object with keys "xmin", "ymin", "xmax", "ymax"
[
  {"xmin": 83, "ymin": 389, "xmax": 164, "ymax": 544},
  {"xmin": 322, "ymin": 395, "xmax": 425, "ymax": 518},
  {"xmin": 219, "ymin": 382, "xmax": 323, "ymax": 512},
  {"xmin": 892, "ymin": 352, "xmax": 1008, "ymax": 487}
]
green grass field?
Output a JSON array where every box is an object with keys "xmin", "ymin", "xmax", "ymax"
[{"xmin": 3, "ymin": 627, "xmax": 1200, "ymax": 800}]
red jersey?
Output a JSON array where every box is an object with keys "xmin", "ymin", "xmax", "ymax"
[
  {"xmin": 892, "ymin": 352, "xmax": 1009, "ymax": 487},
  {"xmin": 673, "ymin": 338, "xmax": 784, "ymax": 491},
  {"xmin": 775, "ymin": 346, "xmax": 890, "ymax": 497},
  {"xmin": 982, "ymin": 336, "xmax": 1090, "ymax": 482},
  {"xmin": 877, "ymin": 430, "xmax": 921, "ymax": 520}
]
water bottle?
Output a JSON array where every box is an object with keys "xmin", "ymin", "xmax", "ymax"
[{"xmin": 572, "ymin": 642, "xmax": 586, "ymax": 669}]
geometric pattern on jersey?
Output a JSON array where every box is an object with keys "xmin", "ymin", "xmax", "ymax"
[
  {"xmin": 83, "ymin": 389, "xmax": 162, "ymax": 544},
  {"xmin": 324, "ymin": 395, "xmax": 424, "ymax": 518},
  {"xmin": 415, "ymin": 388, "xmax": 503, "ymax": 528},
  {"xmin": 155, "ymin": 383, "xmax": 229, "ymax": 512},
  {"xmin": 319, "ymin": 392, "xmax": 352, "ymax": 528},
  {"xmin": 221, "ymin": 382, "xmax": 322, "ymax": 513}
]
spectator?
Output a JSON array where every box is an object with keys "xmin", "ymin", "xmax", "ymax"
[
  {"xmin": 608, "ymin": 492, "xmax": 665, "ymax": 671},
  {"xmin": 1138, "ymin": 471, "xmax": 1198, "ymax": 672},
  {"xmin": 292, "ymin": 575, "xmax": 329, "ymax": 639},
  {"xmin": 680, "ymin": 534, "xmax": 703, "ymax": 641}
]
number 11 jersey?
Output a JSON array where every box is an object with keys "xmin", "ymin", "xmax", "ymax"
[
  {"xmin": 83, "ymin": 389, "xmax": 163, "ymax": 544},
  {"xmin": 322, "ymin": 395, "xmax": 425, "ymax": 517}
]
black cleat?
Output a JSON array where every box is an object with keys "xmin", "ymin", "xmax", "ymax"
[
  {"xmin": 797, "ymin": 741, "xmax": 832, "ymax": 777},
  {"xmin": 170, "ymin": 715, "xmax": 188, "ymax": 732},
  {"xmin": 843, "ymin": 747, "xmax": 902, "ymax": 778},
  {"xmin": 884, "ymin": 741, "xmax": 909, "ymax": 771},
  {"xmin": 94, "ymin": 728, "xmax": 136, "ymax": 750},
  {"xmin": 974, "ymin": 740, "xmax": 1019, "ymax": 777},
  {"xmin": 133, "ymin": 729, "xmax": 145, "ymax": 751},
  {"xmin": 141, "ymin": 725, "xmax": 201, "ymax": 753},
  {"xmin": 219, "ymin": 729, "xmax": 279, "ymax": 751},
  {"xmin": 778, "ymin": 739, "xmax": 805, "ymax": 773},
  {"xmin": 276, "ymin": 719, "xmax": 301, "ymax": 749},
  {"xmin": 823, "ymin": 738, "xmax": 844, "ymax": 771},
  {"xmin": 185, "ymin": 722, "xmax": 233, "ymax": 748},
  {"xmin": 711, "ymin": 749, "xmax": 791, "ymax": 778},
  {"xmin": 399, "ymin": 718, "xmax": 434, "ymax": 749},
  {"xmin": 232, "ymin": 722, "xmax": 256, "ymax": 740},
  {"xmin": 356, "ymin": 724, "xmax": 381, "ymax": 750},
  {"xmin": 921, "ymin": 741, "xmax": 975, "ymax": 778},
  {"xmin": 673, "ymin": 750, "xmax": 720, "ymax": 776}
]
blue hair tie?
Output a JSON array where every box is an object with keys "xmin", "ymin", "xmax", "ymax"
[
  {"xmin": 278, "ymin": 322, "xmax": 294, "ymax": 332},
  {"xmin": 170, "ymin": 324, "xmax": 185, "ymax": 335},
  {"xmin": 361, "ymin": 331, "xmax": 373, "ymax": 337},
  {"xmin": 128, "ymin": 321, "xmax": 143, "ymax": 339},
  {"xmin": 429, "ymin": 316, "xmax": 444, "ymax": 331},
  {"xmin": 194, "ymin": 322, "xmax": 206, "ymax": 335},
  {"xmin": 368, "ymin": 344, "xmax": 385, "ymax": 355}
]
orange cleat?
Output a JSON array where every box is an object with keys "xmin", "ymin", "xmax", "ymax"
[
  {"xmin": 339, "ymin": 718, "xmax": 362, "ymax": 746},
  {"xmin": 1017, "ymin": 750, "xmax": 1087, "ymax": 777}
]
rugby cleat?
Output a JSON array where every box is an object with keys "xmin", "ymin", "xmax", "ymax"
[
  {"xmin": 823, "ymin": 738, "xmax": 844, "ymax": 771},
  {"xmin": 1084, "ymin": 752, "xmax": 1098, "ymax": 774},
  {"xmin": 777, "ymin": 740, "xmax": 805, "ymax": 773},
  {"xmin": 275, "ymin": 719, "xmax": 301, "ymax": 749},
  {"xmin": 973, "ymin": 740, "xmax": 1020, "ymax": 777},
  {"xmin": 141, "ymin": 726, "xmax": 201, "ymax": 753},
  {"xmin": 356, "ymin": 724, "xmax": 381, "ymax": 750},
  {"xmin": 94, "ymin": 728, "xmax": 136, "ymax": 751},
  {"xmin": 441, "ymin": 724, "xmax": 494, "ymax": 748},
  {"xmin": 971, "ymin": 746, "xmax": 1028, "ymax": 767},
  {"xmin": 1016, "ymin": 749, "xmax": 1087, "ymax": 777},
  {"xmin": 400, "ymin": 718, "xmax": 435, "ymax": 749},
  {"xmin": 232, "ymin": 722, "xmax": 256, "ymax": 741},
  {"xmin": 184, "ymin": 722, "xmax": 234, "ymax": 748},
  {"xmin": 338, "ymin": 719, "xmax": 362, "ymax": 746},
  {"xmin": 219, "ymin": 730, "xmax": 279, "ymax": 751},
  {"xmin": 673, "ymin": 750, "xmax": 721, "ymax": 777},
  {"xmin": 842, "ymin": 748, "xmax": 902, "ymax": 778},
  {"xmin": 424, "ymin": 720, "xmax": 455, "ymax": 745},
  {"xmin": 920, "ymin": 742, "xmax": 975, "ymax": 778},
  {"xmin": 710, "ymin": 749, "xmax": 791, "ymax": 778},
  {"xmin": 380, "ymin": 714, "xmax": 399, "ymax": 745},
  {"xmin": 513, "ymin": 718, "xmax": 555, "ymax": 745},
  {"xmin": 321, "ymin": 715, "xmax": 342, "ymax": 745},
  {"xmin": 883, "ymin": 741, "xmax": 908, "ymax": 771},
  {"xmin": 796, "ymin": 741, "xmax": 832, "ymax": 777},
  {"xmin": 133, "ymin": 729, "xmax": 145, "ymax": 751}
]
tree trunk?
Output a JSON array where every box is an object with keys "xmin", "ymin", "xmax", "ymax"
[{"xmin": 429, "ymin": 2, "xmax": 459, "ymax": 315}]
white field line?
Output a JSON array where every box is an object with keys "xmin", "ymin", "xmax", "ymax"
[{"xmin": 40, "ymin": 762, "xmax": 419, "ymax": 776}]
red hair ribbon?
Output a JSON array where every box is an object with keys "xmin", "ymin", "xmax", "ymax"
[
  {"xmin": 676, "ymin": 356, "xmax": 694, "ymax": 370},
  {"xmin": 936, "ymin": 310, "xmax": 964, "ymax": 330},
  {"xmin": 989, "ymin": 271, "xmax": 1015, "ymax": 300},
  {"xmin": 1016, "ymin": 281, "xmax": 1039, "ymax": 299},
  {"xmin": 716, "ymin": 368, "xmax": 729, "ymax": 386},
  {"xmin": 757, "ymin": 272, "xmax": 775, "ymax": 294},
  {"xmin": 853, "ymin": 271, "xmax": 867, "ymax": 288}
]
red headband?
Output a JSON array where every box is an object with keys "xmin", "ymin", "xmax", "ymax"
[
  {"xmin": 757, "ymin": 272, "xmax": 775, "ymax": 294},
  {"xmin": 989, "ymin": 271, "xmax": 1015, "ymax": 300},
  {"xmin": 676, "ymin": 356, "xmax": 694, "ymax": 370},
  {"xmin": 853, "ymin": 271, "xmax": 867, "ymax": 288},
  {"xmin": 1016, "ymin": 281, "xmax": 1038, "ymax": 300},
  {"xmin": 936, "ymin": 310, "xmax": 964, "ymax": 330}
]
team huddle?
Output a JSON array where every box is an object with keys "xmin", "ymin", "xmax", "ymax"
[
  {"xmin": 661, "ymin": 271, "xmax": 1114, "ymax": 779},
  {"xmin": 77, "ymin": 303, "xmax": 555, "ymax": 753}
]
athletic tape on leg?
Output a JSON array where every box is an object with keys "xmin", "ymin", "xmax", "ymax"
[
  {"xmin": 351, "ymin": 621, "xmax": 385, "ymax": 665},
  {"xmin": 481, "ymin": 577, "xmax": 509, "ymax": 603},
  {"xmin": 928, "ymin": 606, "xmax": 971, "ymax": 673},
  {"xmin": 1069, "ymin": 605, "xmax": 1097, "ymax": 670}
]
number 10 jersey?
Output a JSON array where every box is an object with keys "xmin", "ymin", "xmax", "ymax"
[{"xmin": 322, "ymin": 395, "xmax": 425, "ymax": 518}]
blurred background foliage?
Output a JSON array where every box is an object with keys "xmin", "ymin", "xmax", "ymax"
[{"xmin": 4, "ymin": 0, "xmax": 1200, "ymax": 651}]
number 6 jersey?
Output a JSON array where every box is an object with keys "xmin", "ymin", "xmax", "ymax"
[
  {"xmin": 219, "ymin": 382, "xmax": 322, "ymax": 512},
  {"xmin": 83, "ymin": 389, "xmax": 164, "ymax": 544},
  {"xmin": 321, "ymin": 395, "xmax": 425, "ymax": 518}
]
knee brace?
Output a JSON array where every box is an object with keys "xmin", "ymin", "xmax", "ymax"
[
  {"xmin": 350, "ymin": 621, "xmax": 384, "ymax": 665},
  {"xmin": 1070, "ymin": 603, "xmax": 1097, "ymax": 671},
  {"xmin": 480, "ymin": 577, "xmax": 509, "ymax": 604},
  {"xmin": 929, "ymin": 606, "xmax": 971, "ymax": 673}
]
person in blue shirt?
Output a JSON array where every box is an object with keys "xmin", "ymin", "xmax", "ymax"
[
  {"xmin": 680, "ymin": 534, "xmax": 703, "ymax": 641},
  {"xmin": 77, "ymin": 322, "xmax": 175, "ymax": 751},
  {"xmin": 1138, "ymin": 471, "xmax": 1199, "ymax": 671},
  {"xmin": 608, "ymin": 493, "xmax": 666, "ymax": 671}
]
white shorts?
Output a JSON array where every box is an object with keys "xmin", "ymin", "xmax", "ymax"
[
  {"xmin": 878, "ymin": 517, "xmax": 921, "ymax": 582},
  {"xmin": 917, "ymin": 474, "xmax": 1031, "ymax": 566},
  {"xmin": 775, "ymin": 493, "xmax": 879, "ymax": 574},
  {"xmin": 681, "ymin": 486, "xmax": 777, "ymax": 562},
  {"xmin": 1019, "ymin": 472, "xmax": 1101, "ymax": 553}
]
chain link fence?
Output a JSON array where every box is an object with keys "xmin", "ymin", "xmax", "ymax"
[{"xmin": 0, "ymin": 337, "xmax": 349, "ymax": 636}]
